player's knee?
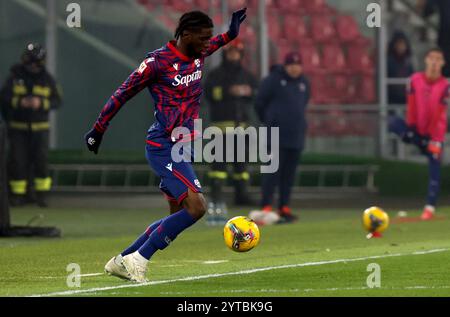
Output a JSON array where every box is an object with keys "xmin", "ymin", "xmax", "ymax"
[{"xmin": 184, "ymin": 193, "xmax": 207, "ymax": 220}]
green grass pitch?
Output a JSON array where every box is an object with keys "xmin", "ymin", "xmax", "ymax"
[{"xmin": 1, "ymin": 203, "xmax": 450, "ymax": 297}]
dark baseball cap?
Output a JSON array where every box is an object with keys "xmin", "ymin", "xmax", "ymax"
[{"xmin": 284, "ymin": 52, "xmax": 302, "ymax": 65}]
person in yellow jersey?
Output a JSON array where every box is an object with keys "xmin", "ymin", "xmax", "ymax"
[{"xmin": 0, "ymin": 43, "xmax": 62, "ymax": 207}]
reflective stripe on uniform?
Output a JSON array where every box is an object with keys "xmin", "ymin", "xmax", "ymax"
[
  {"xmin": 212, "ymin": 86, "xmax": 223, "ymax": 101},
  {"xmin": 233, "ymin": 172, "xmax": 250, "ymax": 181},
  {"xmin": 207, "ymin": 171, "xmax": 228, "ymax": 179},
  {"xmin": 11, "ymin": 96, "xmax": 20, "ymax": 109},
  {"xmin": 9, "ymin": 121, "xmax": 50, "ymax": 131},
  {"xmin": 32, "ymin": 85, "xmax": 51, "ymax": 98},
  {"xmin": 43, "ymin": 98, "xmax": 50, "ymax": 111},
  {"xmin": 13, "ymin": 84, "xmax": 27, "ymax": 95},
  {"xmin": 10, "ymin": 180, "xmax": 27, "ymax": 195},
  {"xmin": 35, "ymin": 177, "xmax": 52, "ymax": 191}
]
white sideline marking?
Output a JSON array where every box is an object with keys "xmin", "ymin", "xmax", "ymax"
[
  {"xmin": 79, "ymin": 273, "xmax": 103, "ymax": 277},
  {"xmin": 203, "ymin": 260, "xmax": 229, "ymax": 264},
  {"xmin": 29, "ymin": 248, "xmax": 449, "ymax": 297}
]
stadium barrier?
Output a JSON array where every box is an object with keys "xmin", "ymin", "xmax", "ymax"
[{"xmin": 49, "ymin": 164, "xmax": 379, "ymax": 193}]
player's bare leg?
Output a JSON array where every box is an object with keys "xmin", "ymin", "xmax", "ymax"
[
  {"xmin": 181, "ymin": 189, "xmax": 207, "ymax": 220},
  {"xmin": 169, "ymin": 200, "xmax": 184, "ymax": 214}
]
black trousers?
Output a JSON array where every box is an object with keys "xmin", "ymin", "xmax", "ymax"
[
  {"xmin": 261, "ymin": 147, "xmax": 302, "ymax": 209},
  {"xmin": 8, "ymin": 129, "xmax": 49, "ymax": 195}
]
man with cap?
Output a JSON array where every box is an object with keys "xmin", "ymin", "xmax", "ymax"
[
  {"xmin": 255, "ymin": 52, "xmax": 310, "ymax": 223},
  {"xmin": 204, "ymin": 38, "xmax": 257, "ymax": 224},
  {"xmin": 0, "ymin": 43, "xmax": 62, "ymax": 207}
]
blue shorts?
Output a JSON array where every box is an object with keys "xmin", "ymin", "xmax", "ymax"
[{"xmin": 145, "ymin": 137, "xmax": 202, "ymax": 205}]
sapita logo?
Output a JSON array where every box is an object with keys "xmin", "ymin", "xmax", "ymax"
[{"xmin": 172, "ymin": 70, "xmax": 202, "ymax": 87}]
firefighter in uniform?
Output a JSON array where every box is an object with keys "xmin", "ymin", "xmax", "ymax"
[
  {"xmin": 204, "ymin": 39, "xmax": 257, "ymax": 222},
  {"xmin": 0, "ymin": 43, "xmax": 62, "ymax": 207}
]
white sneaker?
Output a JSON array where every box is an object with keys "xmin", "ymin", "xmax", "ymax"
[
  {"xmin": 104, "ymin": 255, "xmax": 131, "ymax": 280},
  {"xmin": 249, "ymin": 210, "xmax": 280, "ymax": 226},
  {"xmin": 122, "ymin": 251, "xmax": 149, "ymax": 283}
]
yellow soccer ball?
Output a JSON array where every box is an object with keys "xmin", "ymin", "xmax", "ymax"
[
  {"xmin": 223, "ymin": 216, "xmax": 260, "ymax": 252},
  {"xmin": 362, "ymin": 206, "xmax": 389, "ymax": 233}
]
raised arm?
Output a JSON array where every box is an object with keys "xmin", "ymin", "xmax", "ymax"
[
  {"xmin": 84, "ymin": 55, "xmax": 157, "ymax": 154},
  {"xmin": 203, "ymin": 8, "xmax": 247, "ymax": 57},
  {"xmin": 94, "ymin": 57, "xmax": 157, "ymax": 133}
]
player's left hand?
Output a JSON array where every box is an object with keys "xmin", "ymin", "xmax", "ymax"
[
  {"xmin": 427, "ymin": 141, "xmax": 443, "ymax": 160},
  {"xmin": 228, "ymin": 7, "xmax": 247, "ymax": 39},
  {"xmin": 84, "ymin": 127, "xmax": 104, "ymax": 155}
]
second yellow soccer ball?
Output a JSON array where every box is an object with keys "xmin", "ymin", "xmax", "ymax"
[{"xmin": 362, "ymin": 206, "xmax": 389, "ymax": 234}]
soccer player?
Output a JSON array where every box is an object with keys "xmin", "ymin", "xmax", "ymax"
[
  {"xmin": 389, "ymin": 48, "xmax": 449, "ymax": 220},
  {"xmin": 84, "ymin": 9, "xmax": 247, "ymax": 282}
]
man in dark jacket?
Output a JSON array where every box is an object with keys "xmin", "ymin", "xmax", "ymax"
[
  {"xmin": 388, "ymin": 31, "xmax": 415, "ymax": 105},
  {"xmin": 0, "ymin": 43, "xmax": 62, "ymax": 207},
  {"xmin": 204, "ymin": 39, "xmax": 257, "ymax": 223},
  {"xmin": 255, "ymin": 52, "xmax": 310, "ymax": 223}
]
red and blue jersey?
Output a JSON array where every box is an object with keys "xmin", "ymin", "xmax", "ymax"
[{"xmin": 93, "ymin": 32, "xmax": 231, "ymax": 141}]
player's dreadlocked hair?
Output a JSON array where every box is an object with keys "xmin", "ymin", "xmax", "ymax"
[{"xmin": 174, "ymin": 11, "xmax": 214, "ymax": 40}]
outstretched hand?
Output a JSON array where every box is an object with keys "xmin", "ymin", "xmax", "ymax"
[
  {"xmin": 84, "ymin": 127, "xmax": 103, "ymax": 155},
  {"xmin": 228, "ymin": 7, "xmax": 247, "ymax": 39}
]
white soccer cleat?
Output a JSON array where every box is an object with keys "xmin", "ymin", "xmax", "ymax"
[
  {"xmin": 104, "ymin": 255, "xmax": 131, "ymax": 280},
  {"xmin": 122, "ymin": 252, "xmax": 149, "ymax": 283}
]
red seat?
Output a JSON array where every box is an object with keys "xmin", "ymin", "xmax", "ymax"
[
  {"xmin": 283, "ymin": 15, "xmax": 309, "ymax": 42},
  {"xmin": 311, "ymin": 15, "xmax": 336, "ymax": 43},
  {"xmin": 277, "ymin": 0, "xmax": 302, "ymax": 12},
  {"xmin": 267, "ymin": 16, "xmax": 282, "ymax": 39},
  {"xmin": 212, "ymin": 14, "xmax": 223, "ymax": 26},
  {"xmin": 228, "ymin": 0, "xmax": 247, "ymax": 11},
  {"xmin": 346, "ymin": 46, "xmax": 374, "ymax": 74},
  {"xmin": 299, "ymin": 44, "xmax": 321, "ymax": 72},
  {"xmin": 240, "ymin": 25, "xmax": 256, "ymax": 46},
  {"xmin": 265, "ymin": 0, "xmax": 278, "ymax": 9},
  {"xmin": 336, "ymin": 15, "xmax": 360, "ymax": 43},
  {"xmin": 303, "ymin": 0, "xmax": 331, "ymax": 14},
  {"xmin": 322, "ymin": 44, "xmax": 347, "ymax": 72},
  {"xmin": 195, "ymin": 0, "xmax": 212, "ymax": 11},
  {"xmin": 275, "ymin": 40, "xmax": 295, "ymax": 64},
  {"xmin": 356, "ymin": 75, "xmax": 377, "ymax": 104},
  {"xmin": 309, "ymin": 74, "xmax": 334, "ymax": 104},
  {"xmin": 170, "ymin": 0, "xmax": 195, "ymax": 12}
]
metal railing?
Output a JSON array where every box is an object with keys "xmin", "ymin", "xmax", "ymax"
[{"xmin": 49, "ymin": 164, "xmax": 379, "ymax": 193}]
